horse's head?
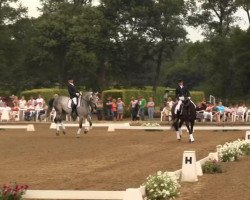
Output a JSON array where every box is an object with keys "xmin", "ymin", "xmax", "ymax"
[{"xmin": 82, "ymin": 92, "xmax": 98, "ymax": 110}]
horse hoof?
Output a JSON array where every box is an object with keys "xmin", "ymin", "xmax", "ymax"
[
  {"xmin": 178, "ymin": 139, "xmax": 181, "ymax": 142},
  {"xmin": 56, "ymin": 132, "xmax": 59, "ymax": 136},
  {"xmin": 189, "ymin": 139, "xmax": 195, "ymax": 143},
  {"xmin": 63, "ymin": 131, "xmax": 66, "ymax": 135},
  {"xmin": 84, "ymin": 130, "xmax": 88, "ymax": 134},
  {"xmin": 76, "ymin": 134, "xmax": 80, "ymax": 138}
]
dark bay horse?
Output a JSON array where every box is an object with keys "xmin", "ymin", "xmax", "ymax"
[
  {"xmin": 45, "ymin": 92, "xmax": 98, "ymax": 137},
  {"xmin": 171, "ymin": 98, "xmax": 196, "ymax": 142}
]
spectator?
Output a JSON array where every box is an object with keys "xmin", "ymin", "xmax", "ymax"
[
  {"xmin": 236, "ymin": 103, "xmax": 248, "ymax": 119},
  {"xmin": 105, "ymin": 96, "xmax": 113, "ymax": 120},
  {"xmin": 27, "ymin": 96, "xmax": 36, "ymax": 108},
  {"xmin": 224, "ymin": 104, "xmax": 234, "ymax": 121},
  {"xmin": 117, "ymin": 97, "xmax": 125, "ymax": 121},
  {"xmin": 147, "ymin": 97, "xmax": 155, "ymax": 120},
  {"xmin": 111, "ymin": 98, "xmax": 117, "ymax": 120},
  {"xmin": 166, "ymin": 97, "xmax": 174, "ymax": 110},
  {"xmin": 215, "ymin": 101, "xmax": 225, "ymax": 122},
  {"xmin": 138, "ymin": 95, "xmax": 146, "ymax": 121},
  {"xmin": 35, "ymin": 98, "xmax": 47, "ymax": 121},
  {"xmin": 12, "ymin": 95, "xmax": 19, "ymax": 107},
  {"xmin": 203, "ymin": 102, "xmax": 215, "ymax": 121},
  {"xmin": 36, "ymin": 94, "xmax": 45, "ymax": 105},
  {"xmin": 96, "ymin": 98, "xmax": 103, "ymax": 120},
  {"xmin": 128, "ymin": 97, "xmax": 139, "ymax": 121},
  {"xmin": 162, "ymin": 102, "xmax": 171, "ymax": 121},
  {"xmin": 19, "ymin": 96, "xmax": 27, "ymax": 109}
]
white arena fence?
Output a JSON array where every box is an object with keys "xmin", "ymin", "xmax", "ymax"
[
  {"xmin": 0, "ymin": 124, "xmax": 35, "ymax": 131},
  {"xmin": 49, "ymin": 122, "xmax": 250, "ymax": 132},
  {"xmin": 23, "ymin": 187, "xmax": 146, "ymax": 200}
]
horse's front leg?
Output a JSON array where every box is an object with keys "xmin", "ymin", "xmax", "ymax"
[
  {"xmin": 175, "ymin": 119, "xmax": 182, "ymax": 142},
  {"xmin": 76, "ymin": 117, "xmax": 84, "ymax": 138},
  {"xmin": 185, "ymin": 121, "xmax": 195, "ymax": 143},
  {"xmin": 87, "ymin": 114, "xmax": 92, "ymax": 130},
  {"xmin": 178, "ymin": 119, "xmax": 184, "ymax": 140}
]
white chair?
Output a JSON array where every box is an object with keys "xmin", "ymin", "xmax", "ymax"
[
  {"xmin": 245, "ymin": 110, "xmax": 250, "ymax": 122},
  {"xmin": 203, "ymin": 111, "xmax": 215, "ymax": 122},
  {"xmin": 0, "ymin": 109, "xmax": 10, "ymax": 122},
  {"xmin": 231, "ymin": 111, "xmax": 245, "ymax": 122},
  {"xmin": 11, "ymin": 110, "xmax": 20, "ymax": 121}
]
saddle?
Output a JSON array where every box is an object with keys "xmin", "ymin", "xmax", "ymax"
[{"xmin": 67, "ymin": 97, "xmax": 81, "ymax": 109}]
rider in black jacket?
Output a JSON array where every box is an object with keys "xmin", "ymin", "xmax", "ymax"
[
  {"xmin": 67, "ymin": 79, "xmax": 79, "ymax": 120},
  {"xmin": 175, "ymin": 79, "xmax": 191, "ymax": 115}
]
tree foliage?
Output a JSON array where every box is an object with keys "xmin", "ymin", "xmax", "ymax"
[{"xmin": 0, "ymin": 0, "xmax": 249, "ymax": 101}]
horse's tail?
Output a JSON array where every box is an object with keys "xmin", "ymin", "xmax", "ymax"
[{"xmin": 46, "ymin": 98, "xmax": 55, "ymax": 118}]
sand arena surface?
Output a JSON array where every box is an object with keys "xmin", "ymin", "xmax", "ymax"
[{"xmin": 0, "ymin": 123, "xmax": 249, "ymax": 200}]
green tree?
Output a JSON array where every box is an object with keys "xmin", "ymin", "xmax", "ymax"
[
  {"xmin": 0, "ymin": 0, "xmax": 28, "ymax": 94},
  {"xmin": 197, "ymin": 0, "xmax": 238, "ymax": 37}
]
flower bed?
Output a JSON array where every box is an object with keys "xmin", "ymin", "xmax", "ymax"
[
  {"xmin": 0, "ymin": 184, "xmax": 28, "ymax": 200},
  {"xmin": 142, "ymin": 171, "xmax": 180, "ymax": 200}
]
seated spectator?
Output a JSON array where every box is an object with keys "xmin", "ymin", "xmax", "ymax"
[
  {"xmin": 236, "ymin": 103, "xmax": 248, "ymax": 119},
  {"xmin": 19, "ymin": 96, "xmax": 27, "ymax": 109},
  {"xmin": 196, "ymin": 102, "xmax": 207, "ymax": 121},
  {"xmin": 24, "ymin": 102, "xmax": 36, "ymax": 121},
  {"xmin": 224, "ymin": 104, "xmax": 234, "ymax": 121},
  {"xmin": 203, "ymin": 102, "xmax": 215, "ymax": 121},
  {"xmin": 214, "ymin": 101, "xmax": 225, "ymax": 122},
  {"xmin": 27, "ymin": 96, "xmax": 36, "ymax": 108},
  {"xmin": 36, "ymin": 94, "xmax": 45, "ymax": 105},
  {"xmin": 166, "ymin": 97, "xmax": 174, "ymax": 110},
  {"xmin": 10, "ymin": 104, "xmax": 19, "ymax": 121},
  {"xmin": 37, "ymin": 102, "xmax": 47, "ymax": 121},
  {"xmin": 162, "ymin": 102, "xmax": 171, "ymax": 121},
  {"xmin": 12, "ymin": 95, "xmax": 19, "ymax": 107}
]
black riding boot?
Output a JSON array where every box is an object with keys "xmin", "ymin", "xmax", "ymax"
[{"xmin": 71, "ymin": 104, "xmax": 78, "ymax": 121}]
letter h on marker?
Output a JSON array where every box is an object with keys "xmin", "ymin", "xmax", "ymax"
[{"xmin": 185, "ymin": 156, "xmax": 192, "ymax": 164}]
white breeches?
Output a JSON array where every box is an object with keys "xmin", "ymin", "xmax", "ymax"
[
  {"xmin": 175, "ymin": 100, "xmax": 182, "ymax": 114},
  {"xmin": 72, "ymin": 97, "xmax": 77, "ymax": 105}
]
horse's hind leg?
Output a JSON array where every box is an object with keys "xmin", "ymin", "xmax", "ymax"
[
  {"xmin": 60, "ymin": 121, "xmax": 66, "ymax": 135},
  {"xmin": 55, "ymin": 122, "xmax": 60, "ymax": 136}
]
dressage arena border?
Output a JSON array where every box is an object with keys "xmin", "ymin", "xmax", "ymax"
[
  {"xmin": 49, "ymin": 122, "xmax": 250, "ymax": 132},
  {"xmin": 23, "ymin": 187, "xmax": 146, "ymax": 200},
  {"xmin": 0, "ymin": 124, "xmax": 35, "ymax": 131},
  {"xmin": 21, "ymin": 128, "xmax": 249, "ymax": 199}
]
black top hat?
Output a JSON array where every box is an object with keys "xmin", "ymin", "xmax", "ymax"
[{"xmin": 178, "ymin": 79, "xmax": 183, "ymax": 83}]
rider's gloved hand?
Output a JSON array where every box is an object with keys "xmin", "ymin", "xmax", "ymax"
[
  {"xmin": 76, "ymin": 93, "xmax": 80, "ymax": 96},
  {"xmin": 179, "ymin": 96, "xmax": 184, "ymax": 101},
  {"xmin": 188, "ymin": 97, "xmax": 191, "ymax": 99}
]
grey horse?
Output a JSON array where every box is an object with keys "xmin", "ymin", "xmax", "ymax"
[{"xmin": 46, "ymin": 92, "xmax": 98, "ymax": 137}]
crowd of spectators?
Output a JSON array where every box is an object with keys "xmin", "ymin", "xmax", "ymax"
[
  {"xmin": 0, "ymin": 94, "xmax": 47, "ymax": 121},
  {"xmin": 0, "ymin": 94, "xmax": 249, "ymax": 123}
]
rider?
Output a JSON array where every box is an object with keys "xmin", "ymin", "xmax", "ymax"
[
  {"xmin": 67, "ymin": 78, "xmax": 79, "ymax": 120},
  {"xmin": 174, "ymin": 79, "xmax": 191, "ymax": 115}
]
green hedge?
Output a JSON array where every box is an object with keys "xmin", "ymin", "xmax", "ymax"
[
  {"xmin": 102, "ymin": 87, "xmax": 206, "ymax": 117},
  {"xmin": 21, "ymin": 88, "xmax": 68, "ymax": 103}
]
